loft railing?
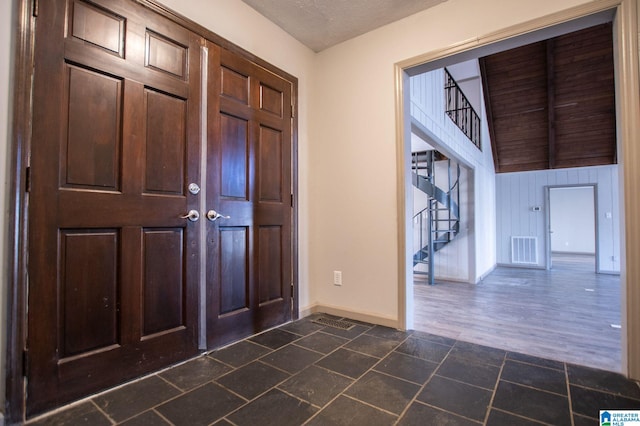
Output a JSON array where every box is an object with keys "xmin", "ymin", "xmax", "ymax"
[{"xmin": 444, "ymin": 68, "xmax": 481, "ymax": 150}]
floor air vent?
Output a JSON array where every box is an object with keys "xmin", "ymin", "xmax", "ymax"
[{"xmin": 312, "ymin": 317, "xmax": 356, "ymax": 330}]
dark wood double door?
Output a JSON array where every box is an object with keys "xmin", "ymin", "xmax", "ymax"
[{"xmin": 27, "ymin": 0, "xmax": 293, "ymax": 416}]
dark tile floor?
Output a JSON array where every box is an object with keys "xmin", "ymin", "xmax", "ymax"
[{"xmin": 29, "ymin": 314, "xmax": 640, "ymax": 425}]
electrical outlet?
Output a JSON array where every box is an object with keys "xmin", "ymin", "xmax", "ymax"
[{"xmin": 333, "ymin": 271, "xmax": 342, "ymax": 286}]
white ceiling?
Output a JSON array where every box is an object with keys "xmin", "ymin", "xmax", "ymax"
[{"xmin": 240, "ymin": 0, "xmax": 447, "ymax": 52}]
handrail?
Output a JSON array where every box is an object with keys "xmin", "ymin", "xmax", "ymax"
[
  {"xmin": 411, "ymin": 149, "xmax": 461, "ymax": 285},
  {"xmin": 444, "ymin": 68, "xmax": 481, "ymax": 150}
]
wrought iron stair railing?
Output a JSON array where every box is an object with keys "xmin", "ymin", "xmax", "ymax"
[
  {"xmin": 444, "ymin": 68, "xmax": 481, "ymax": 150},
  {"xmin": 412, "ymin": 150, "xmax": 461, "ymax": 285}
]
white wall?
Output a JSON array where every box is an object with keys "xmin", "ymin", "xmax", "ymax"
[
  {"xmin": 496, "ymin": 165, "xmax": 620, "ymax": 273},
  {"xmin": 410, "ymin": 68, "xmax": 496, "ymax": 283},
  {"xmin": 550, "ymin": 186, "xmax": 596, "ymax": 254}
]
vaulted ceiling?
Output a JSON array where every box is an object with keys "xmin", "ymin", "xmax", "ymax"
[{"xmin": 479, "ymin": 23, "xmax": 616, "ymax": 173}]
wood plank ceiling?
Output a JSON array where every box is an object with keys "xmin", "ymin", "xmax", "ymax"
[{"xmin": 479, "ymin": 23, "xmax": 616, "ymax": 173}]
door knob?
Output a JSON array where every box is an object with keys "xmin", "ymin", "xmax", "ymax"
[
  {"xmin": 180, "ymin": 210, "xmax": 200, "ymax": 222},
  {"xmin": 207, "ymin": 210, "xmax": 230, "ymax": 221}
]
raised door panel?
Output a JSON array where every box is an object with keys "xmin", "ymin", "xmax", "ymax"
[
  {"xmin": 59, "ymin": 230, "xmax": 119, "ymax": 357},
  {"xmin": 142, "ymin": 229, "xmax": 185, "ymax": 336},
  {"xmin": 258, "ymin": 226, "xmax": 283, "ymax": 305},
  {"xmin": 145, "ymin": 30, "xmax": 188, "ymax": 79},
  {"xmin": 258, "ymin": 126, "xmax": 283, "ymax": 202},
  {"xmin": 220, "ymin": 114, "xmax": 249, "ymax": 200},
  {"xmin": 144, "ymin": 89, "xmax": 186, "ymax": 195},
  {"xmin": 219, "ymin": 227, "xmax": 250, "ymax": 315},
  {"xmin": 63, "ymin": 65, "xmax": 122, "ymax": 190},
  {"xmin": 70, "ymin": 0, "xmax": 125, "ymax": 56}
]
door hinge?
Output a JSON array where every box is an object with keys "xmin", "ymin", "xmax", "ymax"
[
  {"xmin": 25, "ymin": 166, "xmax": 31, "ymax": 192},
  {"xmin": 291, "ymin": 104, "xmax": 295, "ymax": 119},
  {"xmin": 22, "ymin": 349, "xmax": 29, "ymax": 377},
  {"xmin": 290, "ymin": 193, "xmax": 294, "ymax": 207},
  {"xmin": 33, "ymin": 0, "xmax": 39, "ymax": 17},
  {"xmin": 290, "ymin": 283, "xmax": 294, "ymax": 311}
]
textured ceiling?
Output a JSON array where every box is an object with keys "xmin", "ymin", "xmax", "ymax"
[{"xmin": 240, "ymin": 0, "xmax": 446, "ymax": 52}]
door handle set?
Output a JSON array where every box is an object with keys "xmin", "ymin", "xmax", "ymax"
[
  {"xmin": 206, "ymin": 210, "xmax": 231, "ymax": 222},
  {"xmin": 181, "ymin": 210, "xmax": 230, "ymax": 222},
  {"xmin": 180, "ymin": 210, "xmax": 200, "ymax": 222}
]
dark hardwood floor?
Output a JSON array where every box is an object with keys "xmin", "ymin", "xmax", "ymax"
[{"xmin": 414, "ymin": 254, "xmax": 621, "ymax": 372}]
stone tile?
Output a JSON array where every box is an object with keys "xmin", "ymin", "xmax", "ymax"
[
  {"xmin": 567, "ymin": 364, "xmax": 640, "ymax": 399},
  {"xmin": 294, "ymin": 331, "xmax": 349, "ymax": 354},
  {"xmin": 215, "ymin": 361, "xmax": 289, "ymax": 400},
  {"xmin": 417, "ymin": 376, "xmax": 492, "ymax": 421},
  {"xmin": 570, "ymin": 384, "xmax": 640, "ymax": 419},
  {"xmin": 493, "ymin": 381, "xmax": 571, "ymax": 425},
  {"xmin": 398, "ymin": 402, "xmax": 480, "ymax": 426},
  {"xmin": 318, "ymin": 323, "xmax": 369, "ymax": 340},
  {"xmin": 501, "ymin": 360, "xmax": 567, "ymax": 395},
  {"xmin": 227, "ymin": 389, "xmax": 316, "ymax": 426},
  {"xmin": 344, "ymin": 334, "xmax": 399, "ymax": 358},
  {"xmin": 307, "ymin": 396, "xmax": 397, "ymax": 426},
  {"xmin": 119, "ymin": 410, "xmax": 171, "ymax": 426},
  {"xmin": 211, "ymin": 340, "xmax": 272, "ymax": 368},
  {"xmin": 249, "ymin": 329, "xmax": 300, "ymax": 350},
  {"xmin": 93, "ymin": 376, "xmax": 181, "ymax": 423},
  {"xmin": 345, "ymin": 371, "xmax": 420, "ymax": 415},
  {"xmin": 411, "ymin": 330, "xmax": 457, "ymax": 347},
  {"xmin": 155, "ymin": 383, "xmax": 244, "ymax": 426},
  {"xmin": 159, "ymin": 356, "xmax": 233, "ymax": 391},
  {"xmin": 278, "ymin": 365, "xmax": 353, "ymax": 407},
  {"xmin": 212, "ymin": 419, "xmax": 234, "ymax": 425},
  {"xmin": 573, "ymin": 413, "xmax": 599, "ymax": 426},
  {"xmin": 374, "ymin": 351, "xmax": 437, "ymax": 384},
  {"xmin": 507, "ymin": 351, "xmax": 565, "ymax": 371},
  {"xmin": 260, "ymin": 344, "xmax": 323, "ymax": 374},
  {"xmin": 486, "ymin": 409, "xmax": 546, "ymax": 425},
  {"xmin": 29, "ymin": 402, "xmax": 111, "ymax": 426},
  {"xmin": 417, "ymin": 375, "xmax": 492, "ymax": 422},
  {"xmin": 436, "ymin": 355, "xmax": 500, "ymax": 390},
  {"xmin": 365, "ymin": 325, "xmax": 412, "ymax": 342},
  {"xmin": 278, "ymin": 319, "xmax": 326, "ymax": 336},
  {"xmin": 315, "ymin": 348, "xmax": 378, "ymax": 379},
  {"xmin": 395, "ymin": 336, "xmax": 451, "ymax": 363},
  {"xmin": 449, "ymin": 341, "xmax": 506, "ymax": 367}
]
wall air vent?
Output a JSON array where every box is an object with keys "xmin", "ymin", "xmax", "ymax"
[{"xmin": 511, "ymin": 236, "xmax": 538, "ymax": 265}]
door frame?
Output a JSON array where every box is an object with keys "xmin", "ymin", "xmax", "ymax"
[
  {"xmin": 4, "ymin": 0, "xmax": 299, "ymax": 422},
  {"xmin": 395, "ymin": 0, "xmax": 639, "ymax": 380},
  {"xmin": 545, "ymin": 184, "xmax": 599, "ymax": 272}
]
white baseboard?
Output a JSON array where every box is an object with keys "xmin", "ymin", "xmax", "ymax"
[
  {"xmin": 496, "ymin": 262, "xmax": 546, "ymax": 270},
  {"xmin": 299, "ymin": 303, "xmax": 400, "ymax": 329},
  {"xmin": 476, "ymin": 264, "xmax": 497, "ymax": 283}
]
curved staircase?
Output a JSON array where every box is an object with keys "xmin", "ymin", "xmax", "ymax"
[{"xmin": 412, "ymin": 150, "xmax": 460, "ymax": 285}]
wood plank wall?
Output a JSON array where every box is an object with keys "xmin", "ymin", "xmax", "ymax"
[{"xmin": 495, "ymin": 165, "xmax": 620, "ymax": 272}]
